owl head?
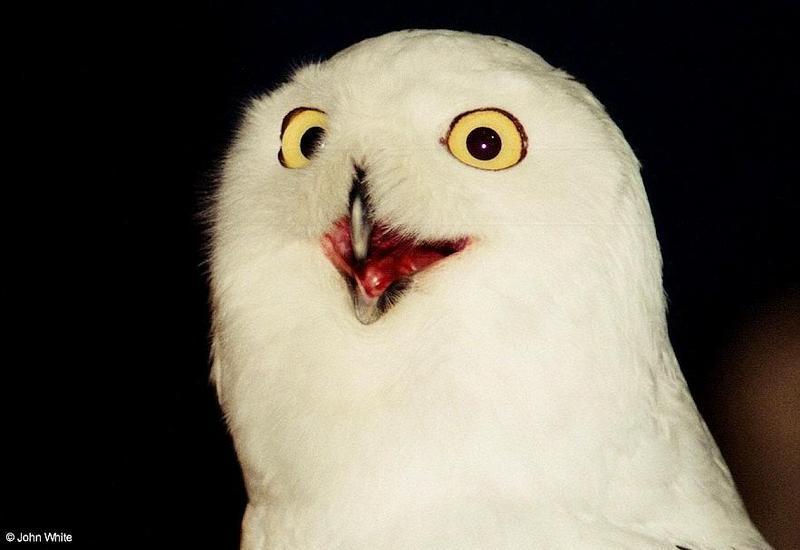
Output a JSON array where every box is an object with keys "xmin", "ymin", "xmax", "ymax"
[{"xmin": 211, "ymin": 29, "xmax": 662, "ymax": 359}]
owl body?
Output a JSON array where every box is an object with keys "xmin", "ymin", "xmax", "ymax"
[{"xmin": 210, "ymin": 30, "xmax": 768, "ymax": 549}]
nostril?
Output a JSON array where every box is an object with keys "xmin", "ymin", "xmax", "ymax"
[{"xmin": 348, "ymin": 165, "xmax": 370, "ymax": 212}]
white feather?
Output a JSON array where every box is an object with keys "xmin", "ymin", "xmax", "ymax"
[{"xmin": 210, "ymin": 29, "xmax": 769, "ymax": 549}]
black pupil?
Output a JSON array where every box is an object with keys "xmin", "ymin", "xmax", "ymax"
[
  {"xmin": 466, "ymin": 127, "xmax": 502, "ymax": 161},
  {"xmin": 300, "ymin": 126, "xmax": 325, "ymax": 158}
]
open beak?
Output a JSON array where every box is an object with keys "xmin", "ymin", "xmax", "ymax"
[{"xmin": 322, "ymin": 166, "xmax": 470, "ymax": 325}]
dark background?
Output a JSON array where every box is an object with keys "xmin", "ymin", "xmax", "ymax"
[{"xmin": 5, "ymin": 2, "xmax": 797, "ymax": 548}]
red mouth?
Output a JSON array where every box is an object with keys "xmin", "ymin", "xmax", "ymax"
[{"xmin": 322, "ymin": 217, "xmax": 469, "ymax": 304}]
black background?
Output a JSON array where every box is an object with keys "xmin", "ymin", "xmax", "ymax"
[{"xmin": 5, "ymin": 2, "xmax": 797, "ymax": 548}]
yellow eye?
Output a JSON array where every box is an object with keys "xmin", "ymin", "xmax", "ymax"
[
  {"xmin": 279, "ymin": 107, "xmax": 328, "ymax": 169},
  {"xmin": 444, "ymin": 108, "xmax": 527, "ymax": 170}
]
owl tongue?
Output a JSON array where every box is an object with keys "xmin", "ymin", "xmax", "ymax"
[{"xmin": 322, "ymin": 218, "xmax": 468, "ymax": 299}]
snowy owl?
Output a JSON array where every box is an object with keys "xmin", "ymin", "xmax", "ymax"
[{"xmin": 209, "ymin": 30, "xmax": 769, "ymax": 549}]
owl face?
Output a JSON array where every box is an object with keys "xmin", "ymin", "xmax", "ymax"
[{"xmin": 214, "ymin": 30, "xmax": 642, "ymax": 326}]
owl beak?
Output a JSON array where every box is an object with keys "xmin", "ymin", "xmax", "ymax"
[
  {"xmin": 349, "ymin": 167, "xmax": 372, "ymax": 263},
  {"xmin": 321, "ymin": 166, "xmax": 470, "ymax": 326},
  {"xmin": 347, "ymin": 168, "xmax": 382, "ymax": 324}
]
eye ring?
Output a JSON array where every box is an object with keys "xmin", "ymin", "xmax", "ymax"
[
  {"xmin": 279, "ymin": 107, "xmax": 328, "ymax": 169},
  {"xmin": 444, "ymin": 108, "xmax": 527, "ymax": 170}
]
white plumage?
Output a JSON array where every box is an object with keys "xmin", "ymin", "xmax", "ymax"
[{"xmin": 209, "ymin": 30, "xmax": 769, "ymax": 549}]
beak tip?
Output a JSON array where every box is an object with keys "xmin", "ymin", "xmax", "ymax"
[
  {"xmin": 351, "ymin": 282, "xmax": 383, "ymax": 325},
  {"xmin": 354, "ymin": 297, "xmax": 383, "ymax": 325}
]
